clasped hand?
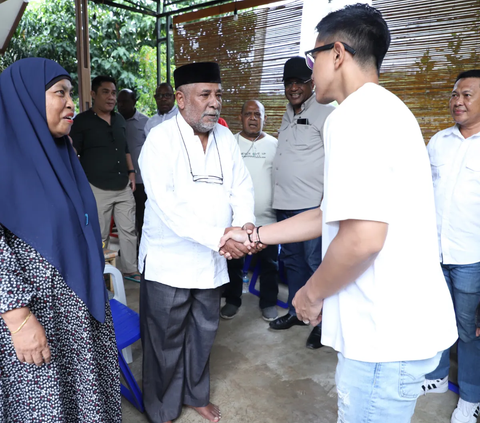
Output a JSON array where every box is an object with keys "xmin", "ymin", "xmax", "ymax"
[{"xmin": 219, "ymin": 224, "xmax": 265, "ymax": 260}]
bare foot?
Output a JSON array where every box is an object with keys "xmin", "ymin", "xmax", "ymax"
[{"xmin": 188, "ymin": 403, "xmax": 221, "ymax": 422}]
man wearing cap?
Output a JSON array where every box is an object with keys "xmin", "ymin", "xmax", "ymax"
[
  {"xmin": 138, "ymin": 62, "xmax": 255, "ymax": 423},
  {"xmin": 269, "ymin": 56, "xmax": 334, "ymax": 349}
]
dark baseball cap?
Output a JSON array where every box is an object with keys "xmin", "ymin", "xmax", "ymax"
[{"xmin": 282, "ymin": 56, "xmax": 312, "ymax": 81}]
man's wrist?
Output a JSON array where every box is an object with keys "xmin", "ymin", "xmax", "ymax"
[
  {"xmin": 128, "ymin": 169, "xmax": 136, "ymax": 174},
  {"xmin": 305, "ymin": 279, "xmax": 323, "ymax": 304}
]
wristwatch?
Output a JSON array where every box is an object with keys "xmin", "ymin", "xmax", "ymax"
[{"xmin": 128, "ymin": 169, "xmax": 136, "ymax": 174}]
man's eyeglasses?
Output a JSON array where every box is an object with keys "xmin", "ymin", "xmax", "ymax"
[
  {"xmin": 154, "ymin": 93, "xmax": 174, "ymax": 99},
  {"xmin": 284, "ymin": 79, "xmax": 312, "ymax": 89},
  {"xmin": 176, "ymin": 117, "xmax": 224, "ymax": 185},
  {"xmin": 305, "ymin": 42, "xmax": 356, "ymax": 70}
]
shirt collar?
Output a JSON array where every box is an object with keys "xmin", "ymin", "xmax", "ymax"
[
  {"xmin": 158, "ymin": 105, "xmax": 178, "ymax": 117},
  {"xmin": 286, "ymin": 93, "xmax": 315, "ymax": 116},
  {"xmin": 176, "ymin": 112, "xmax": 218, "ymax": 156},
  {"xmin": 89, "ymin": 107, "xmax": 116, "ymax": 117},
  {"xmin": 445, "ymin": 124, "xmax": 480, "ymax": 141},
  {"xmin": 126, "ymin": 109, "xmax": 140, "ymax": 122}
]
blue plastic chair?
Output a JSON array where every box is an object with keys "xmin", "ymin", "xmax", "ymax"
[
  {"xmin": 449, "ymin": 381, "xmax": 459, "ymax": 395},
  {"xmin": 109, "ymin": 299, "xmax": 144, "ymax": 412},
  {"xmin": 243, "ymin": 253, "xmax": 288, "ymax": 309}
]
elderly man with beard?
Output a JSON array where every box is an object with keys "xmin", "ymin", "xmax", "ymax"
[{"xmin": 138, "ymin": 62, "xmax": 255, "ymax": 423}]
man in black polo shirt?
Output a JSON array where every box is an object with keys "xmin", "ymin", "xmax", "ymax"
[{"xmin": 71, "ymin": 75, "xmax": 139, "ymax": 281}]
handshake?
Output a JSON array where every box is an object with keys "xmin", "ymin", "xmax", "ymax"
[{"xmin": 219, "ymin": 222, "xmax": 266, "ymax": 260}]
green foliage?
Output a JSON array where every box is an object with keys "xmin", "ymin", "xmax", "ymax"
[{"xmin": 0, "ymin": 0, "xmax": 159, "ymax": 115}]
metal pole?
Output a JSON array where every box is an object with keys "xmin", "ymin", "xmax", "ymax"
[
  {"xmin": 90, "ymin": 0, "xmax": 156, "ymax": 16},
  {"xmin": 166, "ymin": 14, "xmax": 172, "ymax": 84},
  {"xmin": 155, "ymin": 0, "xmax": 232, "ymax": 18},
  {"xmin": 156, "ymin": 0, "xmax": 163, "ymax": 85},
  {"xmin": 74, "ymin": 0, "xmax": 92, "ymax": 112}
]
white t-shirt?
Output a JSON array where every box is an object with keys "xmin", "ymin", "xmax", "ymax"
[
  {"xmin": 236, "ymin": 133, "xmax": 278, "ymax": 226},
  {"xmin": 321, "ymin": 83, "xmax": 457, "ymax": 363}
]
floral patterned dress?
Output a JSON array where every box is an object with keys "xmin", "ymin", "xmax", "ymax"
[{"xmin": 0, "ymin": 225, "xmax": 121, "ymax": 422}]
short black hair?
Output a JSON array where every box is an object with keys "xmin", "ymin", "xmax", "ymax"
[
  {"xmin": 456, "ymin": 70, "xmax": 480, "ymax": 82},
  {"xmin": 92, "ymin": 75, "xmax": 116, "ymax": 93},
  {"xmin": 118, "ymin": 88, "xmax": 136, "ymax": 101},
  {"xmin": 157, "ymin": 82, "xmax": 174, "ymax": 92},
  {"xmin": 315, "ymin": 3, "xmax": 390, "ymax": 74}
]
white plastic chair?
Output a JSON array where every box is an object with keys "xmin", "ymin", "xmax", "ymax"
[{"xmin": 104, "ymin": 264, "xmax": 133, "ymax": 363}]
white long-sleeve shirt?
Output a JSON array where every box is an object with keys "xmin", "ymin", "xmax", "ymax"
[
  {"xmin": 138, "ymin": 113, "xmax": 255, "ymax": 289},
  {"xmin": 427, "ymin": 124, "xmax": 480, "ymax": 265},
  {"xmin": 144, "ymin": 106, "xmax": 178, "ymax": 136}
]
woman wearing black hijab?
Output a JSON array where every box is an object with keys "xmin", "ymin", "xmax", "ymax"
[{"xmin": 0, "ymin": 58, "xmax": 121, "ymax": 421}]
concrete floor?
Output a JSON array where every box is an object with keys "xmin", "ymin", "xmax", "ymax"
[{"xmin": 118, "ymin": 278, "xmax": 463, "ymax": 423}]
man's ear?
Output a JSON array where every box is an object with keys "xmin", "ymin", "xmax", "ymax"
[
  {"xmin": 175, "ymin": 91, "xmax": 185, "ymax": 110},
  {"xmin": 264, "ymin": 114, "xmax": 268, "ymax": 124},
  {"xmin": 90, "ymin": 90, "xmax": 96, "ymax": 101},
  {"xmin": 333, "ymin": 41, "xmax": 346, "ymax": 69}
]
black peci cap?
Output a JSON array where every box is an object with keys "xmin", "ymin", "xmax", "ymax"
[{"xmin": 174, "ymin": 62, "xmax": 222, "ymax": 90}]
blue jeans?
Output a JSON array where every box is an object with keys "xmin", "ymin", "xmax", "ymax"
[
  {"xmin": 426, "ymin": 261, "xmax": 480, "ymax": 403},
  {"xmin": 336, "ymin": 352, "xmax": 441, "ymax": 423},
  {"xmin": 276, "ymin": 208, "xmax": 322, "ymax": 316}
]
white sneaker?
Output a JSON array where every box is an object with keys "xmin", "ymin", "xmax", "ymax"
[
  {"xmin": 420, "ymin": 376, "xmax": 449, "ymax": 395},
  {"xmin": 451, "ymin": 398, "xmax": 480, "ymax": 423}
]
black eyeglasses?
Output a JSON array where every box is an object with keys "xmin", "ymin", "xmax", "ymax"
[
  {"xmin": 154, "ymin": 93, "xmax": 173, "ymax": 99},
  {"xmin": 176, "ymin": 116, "xmax": 224, "ymax": 185},
  {"xmin": 305, "ymin": 42, "xmax": 356, "ymax": 70},
  {"xmin": 284, "ymin": 79, "xmax": 312, "ymax": 89}
]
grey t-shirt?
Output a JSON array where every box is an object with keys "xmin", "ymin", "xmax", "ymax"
[{"xmin": 272, "ymin": 94, "xmax": 334, "ymax": 210}]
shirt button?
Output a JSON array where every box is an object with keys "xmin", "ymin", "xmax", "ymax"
[
  {"xmin": 115, "ymin": 148, "xmax": 118, "ymax": 151},
  {"xmin": 118, "ymin": 172, "xmax": 121, "ymax": 174},
  {"xmin": 117, "ymin": 161, "xmax": 120, "ymax": 163}
]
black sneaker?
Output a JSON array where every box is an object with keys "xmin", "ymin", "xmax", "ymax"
[
  {"xmin": 269, "ymin": 313, "xmax": 307, "ymax": 330},
  {"xmin": 220, "ymin": 303, "xmax": 239, "ymax": 319}
]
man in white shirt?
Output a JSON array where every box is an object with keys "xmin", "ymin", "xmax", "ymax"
[
  {"xmin": 220, "ymin": 100, "xmax": 280, "ymax": 322},
  {"xmin": 117, "ymin": 89, "xmax": 149, "ymax": 242},
  {"xmin": 138, "ymin": 62, "xmax": 255, "ymax": 423},
  {"xmin": 422, "ymin": 70, "xmax": 480, "ymax": 423},
  {"xmin": 144, "ymin": 83, "xmax": 178, "ymax": 136},
  {"xmin": 220, "ymin": 4, "xmax": 457, "ymax": 422}
]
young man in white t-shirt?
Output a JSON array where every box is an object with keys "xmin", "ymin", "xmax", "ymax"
[
  {"xmin": 220, "ymin": 100, "xmax": 280, "ymax": 322},
  {"xmin": 219, "ymin": 4, "xmax": 457, "ymax": 422}
]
